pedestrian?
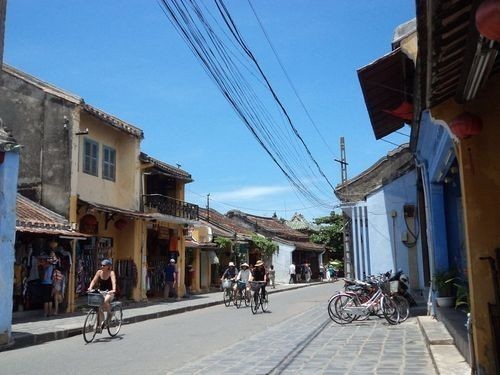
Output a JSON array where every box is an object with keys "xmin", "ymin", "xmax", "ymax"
[
  {"xmin": 51, "ymin": 267, "xmax": 66, "ymax": 315},
  {"xmin": 304, "ymin": 263, "xmax": 311, "ymax": 283},
  {"xmin": 289, "ymin": 262, "xmax": 296, "ymax": 284},
  {"xmin": 268, "ymin": 265, "xmax": 276, "ymax": 289},
  {"xmin": 164, "ymin": 258, "xmax": 177, "ymax": 299},
  {"xmin": 319, "ymin": 263, "xmax": 325, "ymax": 281},
  {"xmin": 40, "ymin": 255, "xmax": 54, "ymax": 317},
  {"xmin": 186, "ymin": 264, "xmax": 194, "ymax": 297}
]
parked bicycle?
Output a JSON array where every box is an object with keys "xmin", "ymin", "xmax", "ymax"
[
  {"xmin": 249, "ymin": 281, "xmax": 268, "ymax": 314},
  {"xmin": 328, "ymin": 277, "xmax": 400, "ymax": 325},
  {"xmin": 83, "ymin": 290, "xmax": 123, "ymax": 343}
]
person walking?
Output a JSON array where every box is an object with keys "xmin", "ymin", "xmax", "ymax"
[
  {"xmin": 289, "ymin": 262, "xmax": 296, "ymax": 284},
  {"xmin": 304, "ymin": 263, "xmax": 311, "ymax": 283},
  {"xmin": 268, "ymin": 265, "xmax": 276, "ymax": 289},
  {"xmin": 164, "ymin": 258, "xmax": 178, "ymax": 300}
]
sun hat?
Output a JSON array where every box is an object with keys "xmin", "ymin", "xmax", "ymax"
[
  {"xmin": 101, "ymin": 259, "xmax": 112, "ymax": 266},
  {"xmin": 255, "ymin": 260, "xmax": 264, "ymax": 267},
  {"xmin": 170, "ymin": 258, "xmax": 176, "ymax": 263},
  {"xmin": 228, "ymin": 261, "xmax": 235, "ymax": 267},
  {"xmin": 241, "ymin": 263, "xmax": 249, "ymax": 268}
]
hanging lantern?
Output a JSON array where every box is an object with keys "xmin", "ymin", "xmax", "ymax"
[
  {"xmin": 449, "ymin": 112, "xmax": 483, "ymax": 139},
  {"xmin": 476, "ymin": 0, "xmax": 500, "ymax": 41},
  {"xmin": 114, "ymin": 218, "xmax": 128, "ymax": 230},
  {"xmin": 80, "ymin": 214, "xmax": 98, "ymax": 234}
]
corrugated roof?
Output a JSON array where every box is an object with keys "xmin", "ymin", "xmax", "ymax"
[{"xmin": 16, "ymin": 194, "xmax": 87, "ymax": 237}]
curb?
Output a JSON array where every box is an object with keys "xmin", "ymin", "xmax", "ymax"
[
  {"xmin": 7, "ymin": 282, "xmax": 325, "ymax": 351},
  {"xmin": 417, "ymin": 316, "xmax": 470, "ymax": 375}
]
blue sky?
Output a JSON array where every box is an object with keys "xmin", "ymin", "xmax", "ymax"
[{"xmin": 4, "ymin": 0, "xmax": 414, "ymax": 221}]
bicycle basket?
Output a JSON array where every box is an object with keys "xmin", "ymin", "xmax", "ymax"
[
  {"xmin": 390, "ymin": 280, "xmax": 400, "ymax": 294},
  {"xmin": 249, "ymin": 281, "xmax": 263, "ymax": 292},
  {"xmin": 222, "ymin": 279, "xmax": 232, "ymax": 289},
  {"xmin": 380, "ymin": 281, "xmax": 391, "ymax": 295},
  {"xmin": 87, "ymin": 293, "xmax": 104, "ymax": 306}
]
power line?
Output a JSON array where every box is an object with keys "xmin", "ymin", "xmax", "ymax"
[
  {"xmin": 246, "ymin": 0, "xmax": 337, "ymax": 157},
  {"xmin": 158, "ymin": 0, "xmax": 336, "ymax": 208}
]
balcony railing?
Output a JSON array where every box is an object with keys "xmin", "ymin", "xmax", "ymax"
[{"xmin": 142, "ymin": 194, "xmax": 199, "ymax": 221}]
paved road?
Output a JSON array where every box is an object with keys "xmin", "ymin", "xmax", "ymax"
[{"xmin": 0, "ymin": 283, "xmax": 435, "ymax": 374}]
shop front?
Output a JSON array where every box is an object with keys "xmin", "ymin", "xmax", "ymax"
[{"xmin": 15, "ymin": 194, "xmax": 87, "ymax": 315}]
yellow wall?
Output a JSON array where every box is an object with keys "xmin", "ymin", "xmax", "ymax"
[
  {"xmin": 75, "ymin": 112, "xmax": 141, "ymax": 211},
  {"xmin": 431, "ymin": 73, "xmax": 500, "ymax": 374}
]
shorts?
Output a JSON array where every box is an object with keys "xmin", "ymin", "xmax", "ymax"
[{"xmin": 101, "ymin": 291, "xmax": 114, "ymax": 303}]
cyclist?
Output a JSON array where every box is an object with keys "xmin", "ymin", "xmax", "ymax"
[
  {"xmin": 249, "ymin": 260, "xmax": 267, "ymax": 301},
  {"xmin": 221, "ymin": 261, "xmax": 238, "ymax": 297},
  {"xmin": 235, "ymin": 262, "xmax": 251, "ymax": 299},
  {"xmin": 87, "ymin": 259, "xmax": 116, "ymax": 332}
]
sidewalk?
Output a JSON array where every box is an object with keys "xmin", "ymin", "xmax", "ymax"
[{"xmin": 4, "ymin": 281, "xmax": 321, "ymax": 351}]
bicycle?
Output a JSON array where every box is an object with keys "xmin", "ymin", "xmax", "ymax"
[
  {"xmin": 249, "ymin": 281, "xmax": 268, "ymax": 314},
  {"xmin": 83, "ymin": 290, "xmax": 123, "ymax": 343},
  {"xmin": 328, "ymin": 279, "xmax": 399, "ymax": 325},
  {"xmin": 222, "ymin": 279, "xmax": 235, "ymax": 307},
  {"xmin": 234, "ymin": 280, "xmax": 250, "ymax": 309}
]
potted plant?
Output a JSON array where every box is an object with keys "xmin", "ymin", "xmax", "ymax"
[{"xmin": 433, "ymin": 269, "xmax": 457, "ymax": 307}]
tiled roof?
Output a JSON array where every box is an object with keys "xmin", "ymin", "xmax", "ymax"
[
  {"xmin": 16, "ymin": 194, "xmax": 87, "ymax": 237},
  {"xmin": 226, "ymin": 210, "xmax": 325, "ymax": 251},
  {"xmin": 140, "ymin": 152, "xmax": 193, "ymax": 182},
  {"xmin": 285, "ymin": 213, "xmax": 320, "ymax": 232},
  {"xmin": 83, "ymin": 104, "xmax": 144, "ymax": 139},
  {"xmin": 199, "ymin": 208, "xmax": 254, "ymax": 239}
]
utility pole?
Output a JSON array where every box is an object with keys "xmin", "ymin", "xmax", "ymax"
[
  {"xmin": 335, "ymin": 137, "xmax": 352, "ymax": 279},
  {"xmin": 206, "ymin": 193, "xmax": 210, "ymax": 222}
]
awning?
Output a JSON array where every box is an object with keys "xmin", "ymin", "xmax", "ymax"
[
  {"xmin": 357, "ymin": 48, "xmax": 414, "ymax": 139},
  {"xmin": 79, "ymin": 200, "xmax": 153, "ymax": 220}
]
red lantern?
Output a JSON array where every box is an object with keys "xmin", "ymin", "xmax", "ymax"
[
  {"xmin": 80, "ymin": 214, "xmax": 98, "ymax": 234},
  {"xmin": 476, "ymin": 0, "xmax": 500, "ymax": 41},
  {"xmin": 114, "ymin": 218, "xmax": 128, "ymax": 230},
  {"xmin": 449, "ymin": 112, "xmax": 483, "ymax": 139}
]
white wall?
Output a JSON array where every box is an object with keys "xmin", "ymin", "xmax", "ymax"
[
  {"xmin": 272, "ymin": 242, "xmax": 295, "ymax": 284},
  {"xmin": 350, "ymin": 171, "xmax": 423, "ymax": 288}
]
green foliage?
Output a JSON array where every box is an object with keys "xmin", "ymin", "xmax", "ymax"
[
  {"xmin": 251, "ymin": 235, "xmax": 278, "ymax": 258},
  {"xmin": 214, "ymin": 237, "xmax": 232, "ymax": 251},
  {"xmin": 433, "ymin": 269, "xmax": 458, "ymax": 297},
  {"xmin": 310, "ymin": 212, "xmax": 344, "ymax": 259}
]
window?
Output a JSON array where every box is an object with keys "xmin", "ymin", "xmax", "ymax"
[
  {"xmin": 83, "ymin": 138, "xmax": 99, "ymax": 176},
  {"xmin": 102, "ymin": 145, "xmax": 116, "ymax": 181}
]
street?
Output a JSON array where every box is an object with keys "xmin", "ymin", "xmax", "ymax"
[{"xmin": 0, "ymin": 283, "xmax": 435, "ymax": 374}]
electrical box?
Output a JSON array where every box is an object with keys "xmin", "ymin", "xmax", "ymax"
[
  {"xmin": 403, "ymin": 204, "xmax": 416, "ymax": 218},
  {"xmin": 390, "ymin": 210, "xmax": 397, "ymax": 218}
]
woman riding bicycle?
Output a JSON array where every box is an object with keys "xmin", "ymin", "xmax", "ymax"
[
  {"xmin": 249, "ymin": 260, "xmax": 267, "ymax": 300},
  {"xmin": 235, "ymin": 262, "xmax": 251, "ymax": 298},
  {"xmin": 87, "ymin": 259, "xmax": 116, "ymax": 331}
]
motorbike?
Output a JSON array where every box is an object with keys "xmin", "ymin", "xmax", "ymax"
[{"xmin": 388, "ymin": 269, "xmax": 417, "ymax": 307}]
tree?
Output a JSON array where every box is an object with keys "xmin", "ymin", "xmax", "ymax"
[
  {"xmin": 310, "ymin": 212, "xmax": 344, "ymax": 261},
  {"xmin": 251, "ymin": 234, "xmax": 278, "ymax": 262}
]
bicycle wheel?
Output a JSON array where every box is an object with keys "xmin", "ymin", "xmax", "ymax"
[
  {"xmin": 261, "ymin": 293, "xmax": 269, "ymax": 312},
  {"xmin": 250, "ymin": 292, "xmax": 259, "ymax": 314},
  {"xmin": 381, "ymin": 296, "xmax": 400, "ymax": 325},
  {"xmin": 83, "ymin": 309, "xmax": 98, "ymax": 343},
  {"xmin": 223, "ymin": 289, "xmax": 232, "ymax": 307},
  {"xmin": 330, "ymin": 294, "xmax": 356, "ymax": 324},
  {"xmin": 235, "ymin": 291, "xmax": 242, "ymax": 309},
  {"xmin": 244, "ymin": 290, "xmax": 250, "ymax": 307},
  {"xmin": 107, "ymin": 303, "xmax": 123, "ymax": 337},
  {"xmin": 393, "ymin": 295, "xmax": 410, "ymax": 323}
]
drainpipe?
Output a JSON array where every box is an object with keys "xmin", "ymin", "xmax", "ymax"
[{"xmin": 414, "ymin": 154, "xmax": 436, "ymax": 316}]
